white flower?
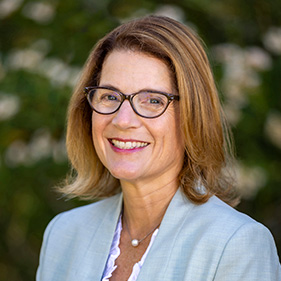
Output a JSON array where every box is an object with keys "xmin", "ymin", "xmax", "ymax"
[
  {"xmin": 6, "ymin": 43, "xmax": 81, "ymax": 88},
  {"xmin": 245, "ymin": 47, "xmax": 272, "ymax": 70},
  {"xmin": 5, "ymin": 128, "xmax": 67, "ymax": 167},
  {"xmin": 0, "ymin": 93, "xmax": 20, "ymax": 121},
  {"xmin": 233, "ymin": 162, "xmax": 267, "ymax": 199},
  {"xmin": 263, "ymin": 27, "xmax": 281, "ymax": 55},
  {"xmin": 22, "ymin": 2, "xmax": 55, "ymax": 24},
  {"xmin": 7, "ymin": 49, "xmax": 44, "ymax": 70},
  {"xmin": 0, "ymin": 0, "xmax": 23, "ymax": 19},
  {"xmin": 27, "ymin": 128, "xmax": 54, "ymax": 164},
  {"xmin": 212, "ymin": 43, "xmax": 272, "ymax": 125}
]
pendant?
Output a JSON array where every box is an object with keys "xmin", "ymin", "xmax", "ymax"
[{"xmin": 131, "ymin": 239, "xmax": 139, "ymax": 247}]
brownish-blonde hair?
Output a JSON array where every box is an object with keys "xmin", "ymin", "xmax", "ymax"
[{"xmin": 59, "ymin": 15, "xmax": 239, "ymax": 206}]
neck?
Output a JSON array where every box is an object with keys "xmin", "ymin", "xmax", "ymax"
[{"xmin": 121, "ymin": 178, "xmax": 179, "ymax": 237}]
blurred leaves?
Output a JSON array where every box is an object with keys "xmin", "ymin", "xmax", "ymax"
[{"xmin": 0, "ymin": 0, "xmax": 280, "ymax": 279}]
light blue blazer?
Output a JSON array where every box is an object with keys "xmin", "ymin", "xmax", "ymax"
[{"xmin": 36, "ymin": 189, "xmax": 281, "ymax": 280}]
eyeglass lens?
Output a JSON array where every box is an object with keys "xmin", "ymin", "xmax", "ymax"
[{"xmin": 88, "ymin": 88, "xmax": 170, "ymax": 118}]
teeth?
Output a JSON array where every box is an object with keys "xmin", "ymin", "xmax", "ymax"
[{"xmin": 111, "ymin": 139, "xmax": 148, "ymax": 149}]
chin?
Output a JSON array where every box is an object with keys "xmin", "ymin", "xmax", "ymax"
[{"xmin": 110, "ymin": 170, "xmax": 142, "ymax": 182}]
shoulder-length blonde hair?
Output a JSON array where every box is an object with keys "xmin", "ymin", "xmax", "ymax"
[{"xmin": 59, "ymin": 15, "xmax": 239, "ymax": 207}]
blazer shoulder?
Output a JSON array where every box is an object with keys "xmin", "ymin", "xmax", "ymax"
[
  {"xmin": 177, "ymin": 194, "xmax": 274, "ymax": 246},
  {"xmin": 45, "ymin": 193, "xmax": 122, "ymax": 236},
  {"xmin": 198, "ymin": 195, "xmax": 258, "ymax": 228},
  {"xmin": 153, "ymin": 192, "xmax": 280, "ymax": 281},
  {"xmin": 213, "ymin": 210, "xmax": 281, "ymax": 280}
]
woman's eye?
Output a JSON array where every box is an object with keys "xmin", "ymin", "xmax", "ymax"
[
  {"xmin": 100, "ymin": 93, "xmax": 118, "ymax": 101},
  {"xmin": 136, "ymin": 93, "xmax": 166, "ymax": 108},
  {"xmin": 149, "ymin": 98, "xmax": 161, "ymax": 104},
  {"xmin": 148, "ymin": 97, "xmax": 165, "ymax": 106},
  {"xmin": 107, "ymin": 95, "xmax": 117, "ymax": 100}
]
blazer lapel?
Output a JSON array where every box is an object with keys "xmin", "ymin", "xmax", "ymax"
[
  {"xmin": 137, "ymin": 188, "xmax": 194, "ymax": 280},
  {"xmin": 75, "ymin": 193, "xmax": 123, "ymax": 281}
]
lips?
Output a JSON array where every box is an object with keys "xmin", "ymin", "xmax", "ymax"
[{"xmin": 110, "ymin": 139, "xmax": 149, "ymax": 150}]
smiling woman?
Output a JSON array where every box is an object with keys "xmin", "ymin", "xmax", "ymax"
[
  {"xmin": 60, "ymin": 16, "xmax": 235, "ymax": 205},
  {"xmin": 36, "ymin": 15, "xmax": 281, "ymax": 281}
]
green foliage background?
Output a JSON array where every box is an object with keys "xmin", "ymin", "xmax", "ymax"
[{"xmin": 0, "ymin": 0, "xmax": 280, "ymax": 280}]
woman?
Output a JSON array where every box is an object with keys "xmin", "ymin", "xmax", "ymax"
[{"xmin": 36, "ymin": 15, "xmax": 281, "ymax": 280}]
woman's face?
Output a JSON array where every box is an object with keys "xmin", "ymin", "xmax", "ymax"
[{"xmin": 91, "ymin": 50, "xmax": 185, "ymax": 186}]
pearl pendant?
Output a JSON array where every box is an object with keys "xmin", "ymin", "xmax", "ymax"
[{"xmin": 131, "ymin": 239, "xmax": 139, "ymax": 247}]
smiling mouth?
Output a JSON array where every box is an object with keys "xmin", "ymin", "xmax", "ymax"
[{"xmin": 110, "ymin": 139, "xmax": 149, "ymax": 150}]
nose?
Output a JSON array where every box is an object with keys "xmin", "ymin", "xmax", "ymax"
[{"xmin": 111, "ymin": 100, "xmax": 141, "ymax": 129}]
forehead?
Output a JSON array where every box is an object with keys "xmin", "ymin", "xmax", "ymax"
[{"xmin": 99, "ymin": 50, "xmax": 173, "ymax": 93}]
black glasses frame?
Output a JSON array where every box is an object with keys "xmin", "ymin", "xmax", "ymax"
[{"xmin": 84, "ymin": 86, "xmax": 180, "ymax": 119}]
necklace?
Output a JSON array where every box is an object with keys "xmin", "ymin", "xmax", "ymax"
[{"xmin": 124, "ymin": 219, "xmax": 160, "ymax": 247}]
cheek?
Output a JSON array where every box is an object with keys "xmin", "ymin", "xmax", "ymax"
[
  {"xmin": 151, "ymin": 109, "xmax": 183, "ymax": 148},
  {"xmin": 165, "ymin": 108, "xmax": 182, "ymax": 138}
]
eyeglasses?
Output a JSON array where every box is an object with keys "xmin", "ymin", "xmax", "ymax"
[{"xmin": 84, "ymin": 86, "xmax": 179, "ymax": 118}]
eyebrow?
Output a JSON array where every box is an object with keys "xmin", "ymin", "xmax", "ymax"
[{"xmin": 98, "ymin": 84, "xmax": 173, "ymax": 95}]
